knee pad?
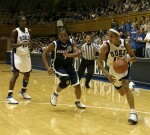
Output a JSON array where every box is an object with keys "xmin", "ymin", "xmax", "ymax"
[{"xmin": 59, "ymin": 76, "xmax": 70, "ymax": 89}]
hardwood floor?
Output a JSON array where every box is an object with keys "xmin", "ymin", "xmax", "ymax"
[{"xmin": 0, "ymin": 64, "xmax": 150, "ymax": 135}]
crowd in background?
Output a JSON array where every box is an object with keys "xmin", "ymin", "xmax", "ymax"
[
  {"xmin": 30, "ymin": 15, "xmax": 150, "ymax": 58},
  {"xmin": 0, "ymin": 0, "xmax": 150, "ymax": 58},
  {"xmin": 51, "ymin": 0, "xmax": 150, "ymax": 23},
  {"xmin": 0, "ymin": 0, "xmax": 149, "ymax": 24}
]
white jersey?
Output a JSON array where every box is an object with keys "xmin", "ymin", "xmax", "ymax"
[
  {"xmin": 106, "ymin": 39, "xmax": 128, "ymax": 82},
  {"xmin": 16, "ymin": 28, "xmax": 30, "ymax": 55},
  {"xmin": 12, "ymin": 27, "xmax": 31, "ymax": 73}
]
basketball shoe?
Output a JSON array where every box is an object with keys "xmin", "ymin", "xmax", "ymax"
[
  {"xmin": 50, "ymin": 93, "xmax": 58, "ymax": 106},
  {"xmin": 128, "ymin": 112, "xmax": 138, "ymax": 125},
  {"xmin": 19, "ymin": 91, "xmax": 31, "ymax": 99},
  {"xmin": 129, "ymin": 81, "xmax": 140, "ymax": 96},
  {"xmin": 75, "ymin": 101, "xmax": 86, "ymax": 109},
  {"xmin": 6, "ymin": 96, "xmax": 19, "ymax": 104}
]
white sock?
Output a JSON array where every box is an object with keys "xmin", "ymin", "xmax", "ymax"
[
  {"xmin": 8, "ymin": 90, "xmax": 13, "ymax": 93},
  {"xmin": 76, "ymin": 99, "xmax": 81, "ymax": 102},
  {"xmin": 130, "ymin": 109, "xmax": 136, "ymax": 113}
]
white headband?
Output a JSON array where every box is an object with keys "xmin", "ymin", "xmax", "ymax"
[{"xmin": 109, "ymin": 29, "xmax": 120, "ymax": 36}]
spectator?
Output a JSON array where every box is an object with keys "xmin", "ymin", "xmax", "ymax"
[
  {"xmin": 126, "ymin": 19, "xmax": 132, "ymax": 32},
  {"xmin": 130, "ymin": 22, "xmax": 137, "ymax": 53},
  {"xmin": 135, "ymin": 27, "xmax": 146, "ymax": 57},
  {"xmin": 111, "ymin": 18, "xmax": 118, "ymax": 30},
  {"xmin": 144, "ymin": 23, "xmax": 150, "ymax": 58}
]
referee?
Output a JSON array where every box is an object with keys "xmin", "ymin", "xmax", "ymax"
[{"xmin": 78, "ymin": 34, "xmax": 100, "ymax": 88}]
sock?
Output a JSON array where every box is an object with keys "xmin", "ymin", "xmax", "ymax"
[
  {"xmin": 130, "ymin": 109, "xmax": 136, "ymax": 113},
  {"xmin": 21, "ymin": 79, "xmax": 28, "ymax": 93},
  {"xmin": 54, "ymin": 90, "xmax": 59, "ymax": 95},
  {"xmin": 76, "ymin": 99, "xmax": 81, "ymax": 102},
  {"xmin": 8, "ymin": 90, "xmax": 13, "ymax": 97}
]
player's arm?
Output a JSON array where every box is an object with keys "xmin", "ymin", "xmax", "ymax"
[
  {"xmin": 125, "ymin": 40, "xmax": 136, "ymax": 63},
  {"xmin": 98, "ymin": 43, "xmax": 109, "ymax": 77},
  {"xmin": 63, "ymin": 40, "xmax": 80, "ymax": 58},
  {"xmin": 98, "ymin": 43, "xmax": 115, "ymax": 83},
  {"xmin": 10, "ymin": 30, "xmax": 21, "ymax": 48},
  {"xmin": 42, "ymin": 43, "xmax": 55, "ymax": 75}
]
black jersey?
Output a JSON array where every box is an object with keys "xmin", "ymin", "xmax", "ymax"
[{"xmin": 51, "ymin": 39, "xmax": 74, "ymax": 67}]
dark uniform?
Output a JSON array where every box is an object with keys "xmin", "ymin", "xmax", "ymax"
[
  {"xmin": 78, "ymin": 42, "xmax": 100, "ymax": 88},
  {"xmin": 51, "ymin": 39, "xmax": 79, "ymax": 86}
]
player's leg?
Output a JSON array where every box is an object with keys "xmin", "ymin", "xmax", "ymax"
[
  {"xmin": 70, "ymin": 66, "xmax": 86, "ymax": 109},
  {"xmin": 74, "ymin": 84, "xmax": 86, "ymax": 109},
  {"xmin": 122, "ymin": 79, "xmax": 138, "ymax": 125},
  {"xmin": 113, "ymin": 77, "xmax": 138, "ymax": 124},
  {"xmin": 85, "ymin": 61, "xmax": 94, "ymax": 88},
  {"xmin": 20, "ymin": 72, "xmax": 31, "ymax": 99},
  {"xmin": 7, "ymin": 71, "xmax": 19, "ymax": 104},
  {"xmin": 51, "ymin": 67, "xmax": 70, "ymax": 106}
]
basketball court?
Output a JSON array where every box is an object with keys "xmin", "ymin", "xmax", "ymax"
[{"xmin": 0, "ymin": 64, "xmax": 150, "ymax": 135}]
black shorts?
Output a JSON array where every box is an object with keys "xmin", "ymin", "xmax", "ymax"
[{"xmin": 53, "ymin": 66, "xmax": 79, "ymax": 86}]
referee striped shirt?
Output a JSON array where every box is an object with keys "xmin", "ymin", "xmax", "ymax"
[{"xmin": 80, "ymin": 43, "xmax": 100, "ymax": 60}]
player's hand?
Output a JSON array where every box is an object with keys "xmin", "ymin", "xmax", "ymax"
[
  {"xmin": 26, "ymin": 40, "xmax": 33, "ymax": 48},
  {"xmin": 63, "ymin": 51, "xmax": 70, "ymax": 59},
  {"xmin": 28, "ymin": 40, "xmax": 33, "ymax": 48},
  {"xmin": 47, "ymin": 67, "xmax": 53, "ymax": 75},
  {"xmin": 22, "ymin": 40, "xmax": 32, "ymax": 48},
  {"xmin": 117, "ymin": 56, "xmax": 128, "ymax": 62},
  {"xmin": 106, "ymin": 74, "xmax": 116, "ymax": 83}
]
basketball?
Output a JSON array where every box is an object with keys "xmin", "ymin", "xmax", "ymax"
[{"xmin": 113, "ymin": 58, "xmax": 128, "ymax": 74}]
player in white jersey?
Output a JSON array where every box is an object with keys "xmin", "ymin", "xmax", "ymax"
[
  {"xmin": 7, "ymin": 15, "xmax": 32, "ymax": 104},
  {"xmin": 98, "ymin": 29, "xmax": 138, "ymax": 125}
]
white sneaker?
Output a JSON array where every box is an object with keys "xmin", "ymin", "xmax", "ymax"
[
  {"xmin": 129, "ymin": 82, "xmax": 140, "ymax": 96},
  {"xmin": 20, "ymin": 92, "xmax": 31, "ymax": 99},
  {"xmin": 134, "ymin": 88, "xmax": 140, "ymax": 96},
  {"xmin": 75, "ymin": 101, "xmax": 86, "ymax": 109},
  {"xmin": 50, "ymin": 93, "xmax": 58, "ymax": 106},
  {"xmin": 7, "ymin": 97, "xmax": 19, "ymax": 104},
  {"xmin": 128, "ymin": 112, "xmax": 138, "ymax": 125}
]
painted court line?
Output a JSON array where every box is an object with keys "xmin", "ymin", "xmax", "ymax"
[{"xmin": 1, "ymin": 100, "xmax": 150, "ymax": 115}]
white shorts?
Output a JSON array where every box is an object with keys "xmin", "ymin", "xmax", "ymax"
[
  {"xmin": 11, "ymin": 51, "xmax": 31, "ymax": 73},
  {"xmin": 109, "ymin": 67, "xmax": 129, "ymax": 89}
]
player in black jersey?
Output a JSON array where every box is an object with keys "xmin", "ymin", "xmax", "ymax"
[{"xmin": 42, "ymin": 28, "xmax": 86, "ymax": 109}]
